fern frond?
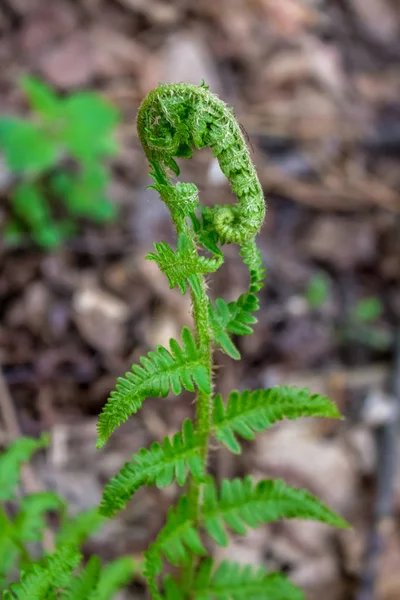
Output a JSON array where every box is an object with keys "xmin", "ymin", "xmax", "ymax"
[
  {"xmin": 100, "ymin": 419, "xmax": 205, "ymax": 517},
  {"xmin": 212, "ymin": 386, "xmax": 341, "ymax": 453},
  {"xmin": 202, "ymin": 477, "xmax": 348, "ymax": 547},
  {"xmin": 60, "ymin": 555, "xmax": 101, "ymax": 600},
  {"xmin": 4, "ymin": 546, "xmax": 81, "ymax": 600},
  {"xmin": 143, "ymin": 496, "xmax": 206, "ymax": 600},
  {"xmin": 0, "ymin": 435, "xmax": 49, "ymax": 501},
  {"xmin": 56, "ymin": 507, "xmax": 105, "ymax": 548},
  {"xmin": 96, "ymin": 327, "xmax": 210, "ymax": 448},
  {"xmin": 192, "ymin": 558, "xmax": 304, "ymax": 599},
  {"xmin": 147, "ymin": 232, "xmax": 223, "ymax": 294},
  {"xmin": 93, "ymin": 556, "xmax": 135, "ymax": 600},
  {"xmin": 143, "ymin": 495, "xmax": 206, "ymax": 600},
  {"xmin": 210, "ymin": 241, "xmax": 265, "ymax": 359},
  {"xmin": 15, "ymin": 492, "xmax": 64, "ymax": 542},
  {"xmin": 148, "ymin": 496, "xmax": 206, "ymax": 569}
]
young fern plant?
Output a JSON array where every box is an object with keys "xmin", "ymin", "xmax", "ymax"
[
  {"xmin": 0, "ymin": 436, "xmax": 134, "ymax": 599},
  {"xmin": 97, "ymin": 82, "xmax": 348, "ymax": 599}
]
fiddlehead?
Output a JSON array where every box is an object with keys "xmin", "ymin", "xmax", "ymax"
[
  {"xmin": 137, "ymin": 82, "xmax": 265, "ymax": 244},
  {"xmin": 95, "ymin": 82, "xmax": 346, "ymax": 600}
]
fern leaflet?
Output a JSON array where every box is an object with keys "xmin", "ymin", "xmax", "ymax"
[
  {"xmin": 202, "ymin": 477, "xmax": 348, "ymax": 547},
  {"xmin": 0, "ymin": 435, "xmax": 49, "ymax": 501},
  {"xmin": 60, "ymin": 555, "xmax": 101, "ymax": 600},
  {"xmin": 96, "ymin": 326, "xmax": 210, "ymax": 448},
  {"xmin": 210, "ymin": 241, "xmax": 265, "ymax": 359},
  {"xmin": 56, "ymin": 507, "xmax": 105, "ymax": 548},
  {"xmin": 212, "ymin": 386, "xmax": 341, "ymax": 453},
  {"xmin": 147, "ymin": 232, "xmax": 223, "ymax": 294},
  {"xmin": 15, "ymin": 492, "xmax": 64, "ymax": 543},
  {"xmin": 93, "ymin": 556, "xmax": 135, "ymax": 600},
  {"xmin": 192, "ymin": 558, "xmax": 305, "ymax": 599},
  {"xmin": 4, "ymin": 546, "xmax": 81, "ymax": 600},
  {"xmin": 100, "ymin": 419, "xmax": 205, "ymax": 517}
]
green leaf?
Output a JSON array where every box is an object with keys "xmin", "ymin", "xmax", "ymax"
[
  {"xmin": 212, "ymin": 386, "xmax": 342, "ymax": 454},
  {"xmin": 3, "ymin": 220, "xmax": 24, "ymax": 246},
  {"xmin": 4, "ymin": 546, "xmax": 81, "ymax": 600},
  {"xmin": 201, "ymin": 477, "xmax": 349, "ymax": 547},
  {"xmin": 93, "ymin": 556, "xmax": 135, "ymax": 600},
  {"xmin": 0, "ymin": 118, "xmax": 58, "ymax": 174},
  {"xmin": 19, "ymin": 76, "xmax": 60, "ymax": 120},
  {"xmin": 100, "ymin": 419, "xmax": 205, "ymax": 517},
  {"xmin": 193, "ymin": 558, "xmax": 305, "ymax": 599},
  {"xmin": 353, "ymin": 297, "xmax": 382, "ymax": 323},
  {"xmin": 14, "ymin": 492, "xmax": 64, "ymax": 542},
  {"xmin": 58, "ymin": 93, "xmax": 119, "ymax": 161},
  {"xmin": 210, "ymin": 241, "xmax": 265, "ymax": 359},
  {"xmin": 11, "ymin": 183, "xmax": 61, "ymax": 248},
  {"xmin": 56, "ymin": 507, "xmax": 105, "ymax": 548},
  {"xmin": 61, "ymin": 555, "xmax": 101, "ymax": 600},
  {"xmin": 0, "ymin": 435, "xmax": 49, "ymax": 501},
  {"xmin": 96, "ymin": 327, "xmax": 210, "ymax": 448},
  {"xmin": 147, "ymin": 232, "xmax": 222, "ymax": 295},
  {"xmin": 51, "ymin": 165, "xmax": 116, "ymax": 222},
  {"xmin": 305, "ymin": 273, "xmax": 330, "ymax": 309},
  {"xmin": 146, "ymin": 495, "xmax": 206, "ymax": 569}
]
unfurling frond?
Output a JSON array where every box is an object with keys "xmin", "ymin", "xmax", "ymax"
[
  {"xmin": 201, "ymin": 477, "xmax": 348, "ymax": 547},
  {"xmin": 192, "ymin": 558, "xmax": 305, "ymax": 600},
  {"xmin": 212, "ymin": 386, "xmax": 341, "ymax": 453},
  {"xmin": 146, "ymin": 232, "xmax": 223, "ymax": 294},
  {"xmin": 96, "ymin": 327, "xmax": 210, "ymax": 448},
  {"xmin": 100, "ymin": 419, "xmax": 205, "ymax": 517}
]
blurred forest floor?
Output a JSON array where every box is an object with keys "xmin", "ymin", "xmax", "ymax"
[{"xmin": 0, "ymin": 1, "xmax": 400, "ymax": 599}]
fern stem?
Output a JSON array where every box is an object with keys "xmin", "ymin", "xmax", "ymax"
[{"xmin": 184, "ymin": 270, "xmax": 213, "ymax": 595}]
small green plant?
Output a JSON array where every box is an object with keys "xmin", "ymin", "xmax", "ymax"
[
  {"xmin": 342, "ymin": 296, "xmax": 392, "ymax": 351},
  {"xmin": 304, "ymin": 272, "xmax": 331, "ymax": 309},
  {"xmin": 0, "ymin": 435, "xmax": 134, "ymax": 599},
  {"xmin": 95, "ymin": 82, "xmax": 348, "ymax": 599},
  {"xmin": 0, "ymin": 77, "xmax": 119, "ymax": 247}
]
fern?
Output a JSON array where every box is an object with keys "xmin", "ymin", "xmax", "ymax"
[
  {"xmin": 100, "ymin": 386, "xmax": 339, "ymax": 516},
  {"xmin": 96, "ymin": 326, "xmax": 210, "ymax": 448},
  {"xmin": 101, "ymin": 419, "xmax": 205, "ymax": 517},
  {"xmin": 60, "ymin": 555, "xmax": 101, "ymax": 600},
  {"xmin": 14, "ymin": 492, "xmax": 64, "ymax": 543},
  {"xmin": 210, "ymin": 241, "xmax": 265, "ymax": 359},
  {"xmin": 212, "ymin": 386, "xmax": 341, "ymax": 454},
  {"xmin": 149, "ymin": 476, "xmax": 347, "ymax": 568},
  {"xmin": 56, "ymin": 507, "xmax": 105, "ymax": 549},
  {"xmin": 201, "ymin": 477, "xmax": 348, "ymax": 547},
  {"xmin": 0, "ymin": 435, "xmax": 49, "ymax": 501},
  {"xmin": 92, "ymin": 556, "xmax": 135, "ymax": 600},
  {"xmin": 147, "ymin": 232, "xmax": 223, "ymax": 295},
  {"xmin": 3, "ymin": 546, "xmax": 81, "ymax": 600},
  {"xmin": 191, "ymin": 558, "xmax": 305, "ymax": 599},
  {"xmin": 4, "ymin": 83, "xmax": 348, "ymax": 600}
]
